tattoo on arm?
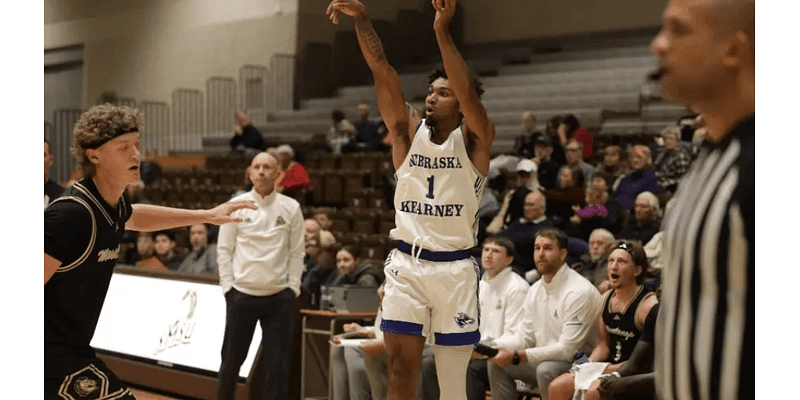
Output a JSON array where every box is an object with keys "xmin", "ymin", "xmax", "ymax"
[{"xmin": 356, "ymin": 19, "xmax": 386, "ymax": 64}]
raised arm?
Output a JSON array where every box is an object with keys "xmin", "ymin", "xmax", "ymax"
[
  {"xmin": 327, "ymin": 0, "xmax": 418, "ymax": 168},
  {"xmin": 431, "ymin": 0, "xmax": 495, "ymax": 176}
]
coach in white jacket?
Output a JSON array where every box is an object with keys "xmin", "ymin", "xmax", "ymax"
[
  {"xmin": 216, "ymin": 152, "xmax": 305, "ymax": 400},
  {"xmin": 487, "ymin": 228, "xmax": 600, "ymax": 400}
]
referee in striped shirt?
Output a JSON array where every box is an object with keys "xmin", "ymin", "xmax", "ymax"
[{"xmin": 650, "ymin": 0, "xmax": 754, "ymax": 399}]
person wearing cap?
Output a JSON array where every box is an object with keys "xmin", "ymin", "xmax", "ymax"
[
  {"xmin": 273, "ymin": 143, "xmax": 309, "ymax": 197},
  {"xmin": 533, "ymin": 135, "xmax": 563, "ymax": 190},
  {"xmin": 44, "ymin": 104, "xmax": 256, "ymax": 400},
  {"xmin": 486, "ymin": 158, "xmax": 542, "ymax": 235}
]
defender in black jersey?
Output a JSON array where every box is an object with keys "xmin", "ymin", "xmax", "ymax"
[
  {"xmin": 44, "ymin": 104, "xmax": 256, "ymax": 399},
  {"xmin": 651, "ymin": 0, "xmax": 754, "ymax": 399}
]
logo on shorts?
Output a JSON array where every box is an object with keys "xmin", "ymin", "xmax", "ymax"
[
  {"xmin": 73, "ymin": 376, "xmax": 98, "ymax": 397},
  {"xmin": 454, "ymin": 312, "xmax": 476, "ymax": 328}
]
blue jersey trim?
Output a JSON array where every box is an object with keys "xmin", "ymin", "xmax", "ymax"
[
  {"xmin": 381, "ymin": 319, "xmax": 424, "ymax": 336},
  {"xmin": 434, "ymin": 330, "xmax": 481, "ymax": 346}
]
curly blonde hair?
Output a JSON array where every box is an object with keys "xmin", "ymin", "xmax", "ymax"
[{"xmin": 72, "ymin": 104, "xmax": 143, "ymax": 177}]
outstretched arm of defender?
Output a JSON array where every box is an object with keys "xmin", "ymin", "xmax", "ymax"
[
  {"xmin": 327, "ymin": 0, "xmax": 415, "ymax": 164},
  {"xmin": 431, "ymin": 0, "xmax": 494, "ymax": 174}
]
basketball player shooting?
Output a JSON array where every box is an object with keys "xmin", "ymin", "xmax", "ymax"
[{"xmin": 327, "ymin": 0, "xmax": 496, "ymax": 399}]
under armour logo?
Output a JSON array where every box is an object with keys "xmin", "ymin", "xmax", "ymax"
[
  {"xmin": 389, "ymin": 269, "xmax": 399, "ymax": 276},
  {"xmin": 454, "ymin": 312, "xmax": 476, "ymax": 328},
  {"xmin": 276, "ymin": 216, "xmax": 286, "ymax": 226},
  {"xmin": 614, "ymin": 315, "xmax": 621, "ymax": 320}
]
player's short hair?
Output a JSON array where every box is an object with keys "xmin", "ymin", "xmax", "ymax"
[
  {"xmin": 534, "ymin": 227, "xmax": 568, "ymax": 251},
  {"xmin": 483, "ymin": 235, "xmax": 515, "ymax": 257},
  {"xmin": 427, "ymin": 66, "xmax": 485, "ymax": 98},
  {"xmin": 72, "ymin": 104, "xmax": 143, "ymax": 177}
]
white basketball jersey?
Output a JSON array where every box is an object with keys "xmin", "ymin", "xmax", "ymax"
[{"xmin": 390, "ymin": 120, "xmax": 487, "ymax": 251}]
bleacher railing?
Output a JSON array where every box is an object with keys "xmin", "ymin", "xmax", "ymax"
[
  {"xmin": 52, "ymin": 109, "xmax": 82, "ymax": 184},
  {"xmin": 172, "ymin": 88, "xmax": 204, "ymax": 152},
  {"xmin": 206, "ymin": 77, "xmax": 237, "ymax": 137},
  {"xmin": 140, "ymin": 101, "xmax": 170, "ymax": 155}
]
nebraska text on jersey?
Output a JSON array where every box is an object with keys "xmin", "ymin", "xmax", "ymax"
[
  {"xmin": 408, "ymin": 154, "xmax": 463, "ymax": 169},
  {"xmin": 399, "ymin": 200, "xmax": 464, "ymax": 217}
]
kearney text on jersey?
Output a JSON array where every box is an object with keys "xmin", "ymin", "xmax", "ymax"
[{"xmin": 399, "ymin": 201, "xmax": 464, "ymax": 217}]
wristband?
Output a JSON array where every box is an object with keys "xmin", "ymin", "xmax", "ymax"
[
  {"xmin": 611, "ymin": 372, "xmax": 621, "ymax": 378},
  {"xmin": 512, "ymin": 350, "xmax": 521, "ymax": 365}
]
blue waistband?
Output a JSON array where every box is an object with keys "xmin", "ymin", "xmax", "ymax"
[{"xmin": 396, "ymin": 241, "xmax": 471, "ymax": 262}]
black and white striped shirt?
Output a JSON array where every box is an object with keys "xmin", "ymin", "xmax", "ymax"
[{"xmin": 655, "ymin": 115, "xmax": 754, "ymax": 400}]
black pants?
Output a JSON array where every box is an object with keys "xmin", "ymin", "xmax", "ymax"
[
  {"xmin": 217, "ymin": 287, "xmax": 295, "ymax": 400},
  {"xmin": 467, "ymin": 358, "xmax": 490, "ymax": 400}
]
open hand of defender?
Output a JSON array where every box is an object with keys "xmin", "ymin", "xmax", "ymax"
[
  {"xmin": 326, "ymin": 0, "xmax": 367, "ymax": 25},
  {"xmin": 206, "ymin": 200, "xmax": 258, "ymax": 224}
]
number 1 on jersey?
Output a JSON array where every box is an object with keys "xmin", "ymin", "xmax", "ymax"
[{"xmin": 426, "ymin": 175, "xmax": 435, "ymax": 199}]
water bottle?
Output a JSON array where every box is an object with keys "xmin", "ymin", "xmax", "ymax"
[{"xmin": 573, "ymin": 351, "xmax": 589, "ymax": 365}]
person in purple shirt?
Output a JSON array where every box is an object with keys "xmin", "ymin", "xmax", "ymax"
[{"xmin": 613, "ymin": 145, "xmax": 661, "ymax": 211}]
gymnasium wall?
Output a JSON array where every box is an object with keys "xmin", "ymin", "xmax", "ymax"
[
  {"xmin": 44, "ymin": 0, "xmax": 299, "ymax": 109},
  {"xmin": 294, "ymin": 0, "xmax": 666, "ymax": 52}
]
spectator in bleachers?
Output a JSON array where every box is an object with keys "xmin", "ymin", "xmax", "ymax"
[
  {"xmin": 313, "ymin": 209, "xmax": 334, "ymax": 232},
  {"xmin": 566, "ymin": 171, "xmax": 624, "ymax": 241},
  {"xmin": 556, "ymin": 139, "xmax": 595, "ymax": 188},
  {"xmin": 613, "ymin": 145, "xmax": 661, "ymax": 212},
  {"xmin": 534, "ymin": 135, "xmax": 562, "ymax": 190},
  {"xmin": 274, "ymin": 144, "xmax": 310, "ymax": 198},
  {"xmin": 487, "ymin": 228, "xmax": 601, "ymax": 400},
  {"xmin": 548, "ymin": 241, "xmax": 658, "ymax": 400},
  {"xmin": 131, "ymin": 231, "xmax": 168, "ymax": 270},
  {"xmin": 328, "ymin": 109, "xmax": 356, "ymax": 155},
  {"xmin": 154, "ymin": 229, "xmax": 184, "ymax": 270},
  {"xmin": 139, "ymin": 150, "xmax": 162, "ymax": 185},
  {"xmin": 570, "ymin": 228, "xmax": 615, "ymax": 290},
  {"xmin": 230, "ymin": 112, "xmax": 266, "ymax": 155},
  {"xmin": 498, "ymin": 190, "xmax": 557, "ymax": 277},
  {"xmin": 301, "ymin": 230, "xmax": 340, "ymax": 309},
  {"xmin": 353, "ymin": 102, "xmax": 388, "ymax": 151},
  {"xmin": 543, "ymin": 166, "xmax": 585, "ymax": 225},
  {"xmin": 594, "ymin": 145, "xmax": 628, "ymax": 183},
  {"xmin": 330, "ymin": 285, "xmax": 386, "ymax": 400},
  {"xmin": 653, "ymin": 125, "xmax": 691, "ymax": 194},
  {"xmin": 178, "ymin": 223, "xmax": 218, "ymax": 275},
  {"xmin": 557, "ymin": 114, "xmax": 594, "ymax": 161},
  {"xmin": 512, "ymin": 111, "xmax": 540, "ymax": 159},
  {"xmin": 44, "ymin": 138, "xmax": 64, "ymax": 207},
  {"xmin": 486, "ymin": 159, "xmax": 542, "ymax": 235},
  {"xmin": 332, "ymin": 245, "xmax": 383, "ymax": 287},
  {"xmin": 617, "ymin": 192, "xmax": 661, "ymax": 246},
  {"xmin": 304, "ymin": 218, "xmax": 323, "ymax": 272},
  {"xmin": 545, "ymin": 116, "xmax": 567, "ymax": 166}
]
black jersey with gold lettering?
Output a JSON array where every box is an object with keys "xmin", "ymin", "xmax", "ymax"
[{"xmin": 44, "ymin": 178, "xmax": 132, "ymax": 379}]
